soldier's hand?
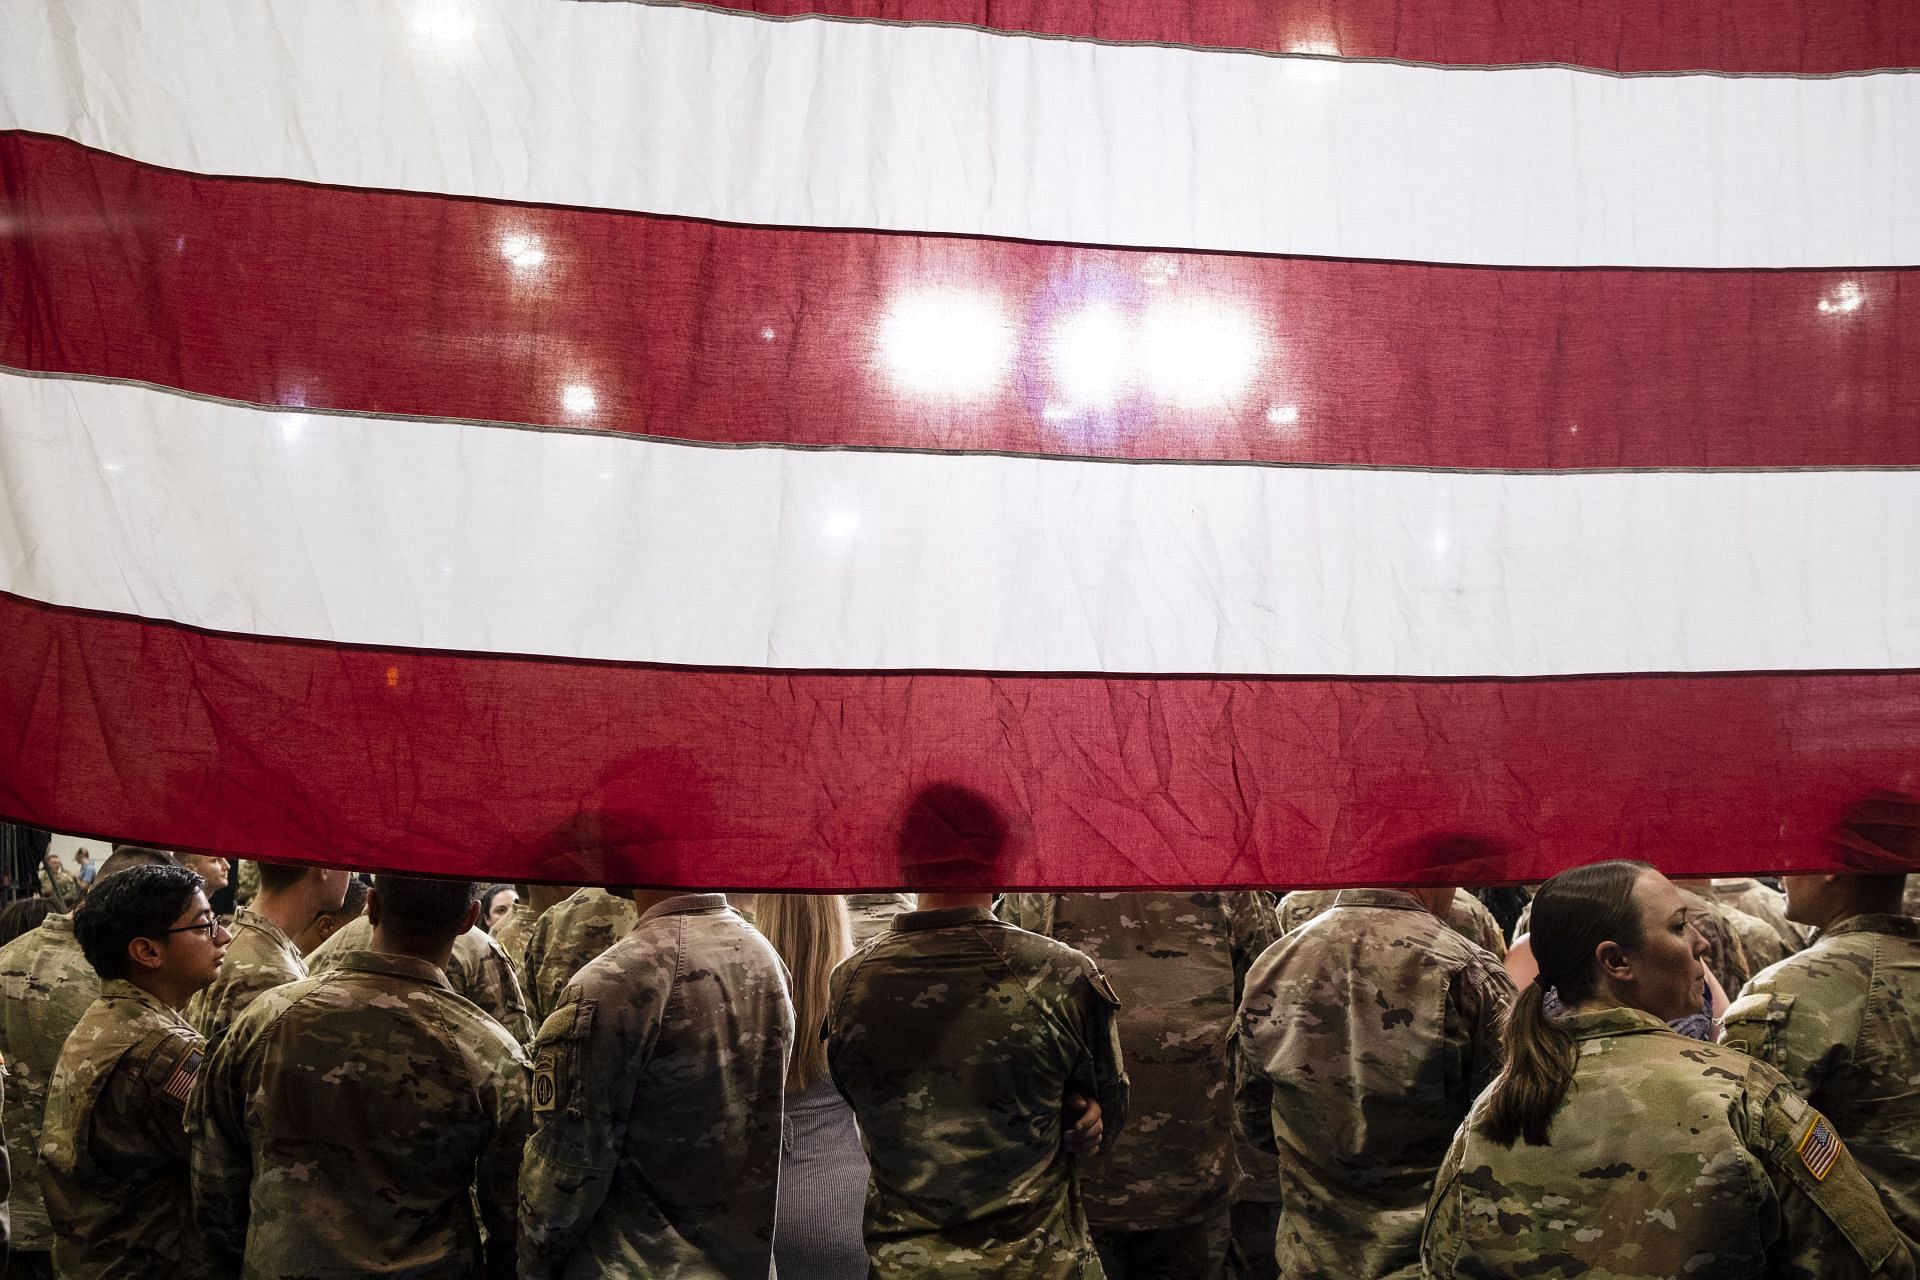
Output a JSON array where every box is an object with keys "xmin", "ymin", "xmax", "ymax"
[{"xmin": 1063, "ymin": 1091, "xmax": 1102, "ymax": 1156}]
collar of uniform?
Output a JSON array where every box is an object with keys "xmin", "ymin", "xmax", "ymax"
[
  {"xmin": 638, "ymin": 892, "xmax": 730, "ymax": 924},
  {"xmin": 891, "ymin": 905, "xmax": 997, "ymax": 932},
  {"xmin": 328, "ymin": 949, "xmax": 454, "ymax": 990},
  {"xmin": 39, "ymin": 912, "xmax": 77, "ymax": 937},
  {"xmin": 1331, "ymin": 887, "xmax": 1427, "ymax": 912},
  {"xmin": 232, "ymin": 907, "xmax": 298, "ymax": 955},
  {"xmin": 98, "ymin": 977, "xmax": 195, "ymax": 1025},
  {"xmin": 1557, "ymin": 1005, "xmax": 1672, "ymax": 1040},
  {"xmin": 1821, "ymin": 913, "xmax": 1920, "ymax": 941}
]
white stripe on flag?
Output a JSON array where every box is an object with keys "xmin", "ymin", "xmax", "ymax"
[
  {"xmin": 3, "ymin": 371, "xmax": 1918, "ymax": 677},
  {"xmin": 3, "ymin": 0, "xmax": 1919, "ymax": 267}
]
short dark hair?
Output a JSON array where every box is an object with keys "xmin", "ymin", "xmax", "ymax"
[
  {"xmin": 255, "ymin": 861, "xmax": 316, "ymax": 894},
  {"xmin": 326, "ymin": 877, "xmax": 370, "ymax": 924},
  {"xmin": 0, "ymin": 898, "xmax": 53, "ymax": 947},
  {"xmin": 95, "ymin": 845, "xmax": 178, "ymax": 883},
  {"xmin": 372, "ymin": 875, "xmax": 477, "ymax": 947},
  {"xmin": 73, "ymin": 864, "xmax": 205, "ymax": 981}
]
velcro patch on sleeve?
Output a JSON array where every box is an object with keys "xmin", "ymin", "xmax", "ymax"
[
  {"xmin": 162, "ymin": 1047, "xmax": 203, "ymax": 1106},
  {"xmin": 1796, "ymin": 1113, "xmax": 1842, "ymax": 1182}
]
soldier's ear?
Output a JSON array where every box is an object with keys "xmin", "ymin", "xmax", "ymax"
[
  {"xmin": 126, "ymin": 935, "xmax": 167, "ymax": 973},
  {"xmin": 460, "ymin": 899, "xmax": 480, "ymax": 935},
  {"xmin": 1593, "ymin": 939, "xmax": 1632, "ymax": 983}
]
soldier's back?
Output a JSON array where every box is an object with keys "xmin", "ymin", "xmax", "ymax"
[
  {"xmin": 1237, "ymin": 890, "xmax": 1513, "ymax": 1279},
  {"xmin": 309, "ymin": 915, "xmax": 534, "ymax": 1044},
  {"xmin": 845, "ymin": 893, "xmax": 915, "ymax": 948},
  {"xmin": 520, "ymin": 894, "xmax": 793, "ymax": 1279},
  {"xmin": 189, "ymin": 951, "xmax": 530, "ymax": 1277},
  {"xmin": 184, "ymin": 907, "xmax": 305, "ymax": 1042},
  {"xmin": 521, "ymin": 888, "xmax": 637, "ymax": 1023},
  {"xmin": 827, "ymin": 905, "xmax": 1125, "ymax": 1280},
  {"xmin": 1002, "ymin": 891, "xmax": 1275, "ymax": 1239},
  {"xmin": 1423, "ymin": 1007, "xmax": 1911, "ymax": 1279},
  {"xmin": 0, "ymin": 915, "xmax": 96, "ymax": 1255},
  {"xmin": 1722, "ymin": 913, "xmax": 1920, "ymax": 1241}
]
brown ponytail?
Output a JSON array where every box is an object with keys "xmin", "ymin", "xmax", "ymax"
[{"xmin": 1483, "ymin": 860, "xmax": 1650, "ymax": 1147}]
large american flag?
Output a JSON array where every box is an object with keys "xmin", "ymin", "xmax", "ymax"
[{"xmin": 1, "ymin": 0, "xmax": 1916, "ymax": 888}]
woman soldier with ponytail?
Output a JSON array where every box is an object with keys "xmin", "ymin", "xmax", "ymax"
[{"xmin": 1420, "ymin": 860, "xmax": 1915, "ymax": 1279}]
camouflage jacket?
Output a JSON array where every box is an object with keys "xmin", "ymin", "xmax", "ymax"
[
  {"xmin": 491, "ymin": 899, "xmax": 544, "ymax": 993},
  {"xmin": 37, "ymin": 866, "xmax": 81, "ymax": 910},
  {"xmin": 1422, "ymin": 1006, "xmax": 1914, "ymax": 1279},
  {"xmin": 999, "ymin": 891, "xmax": 1279, "ymax": 1230},
  {"xmin": 1278, "ymin": 888, "xmax": 1507, "ymax": 959},
  {"xmin": 185, "ymin": 908, "xmax": 306, "ymax": 1044},
  {"xmin": 846, "ymin": 892, "xmax": 916, "ymax": 948},
  {"xmin": 0, "ymin": 914, "xmax": 98, "ymax": 1251},
  {"xmin": 1236, "ymin": 889, "xmax": 1515, "ymax": 1280},
  {"xmin": 39, "ymin": 980, "xmax": 211, "ymax": 1279},
  {"xmin": 521, "ymin": 888, "xmax": 638, "ymax": 1025},
  {"xmin": 309, "ymin": 917, "xmax": 535, "ymax": 1043},
  {"xmin": 827, "ymin": 905, "xmax": 1130, "ymax": 1280},
  {"xmin": 1722, "ymin": 913, "xmax": 1920, "ymax": 1243},
  {"xmin": 189, "ymin": 949, "xmax": 530, "ymax": 1279},
  {"xmin": 519, "ymin": 894, "xmax": 793, "ymax": 1280},
  {"xmin": 1712, "ymin": 877, "xmax": 1810, "ymax": 956}
]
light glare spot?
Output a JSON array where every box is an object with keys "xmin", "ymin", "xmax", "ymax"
[
  {"xmin": 1817, "ymin": 281, "xmax": 1863, "ymax": 315},
  {"xmin": 1266, "ymin": 403, "xmax": 1301, "ymax": 427},
  {"xmin": 823, "ymin": 509, "xmax": 861, "ymax": 538},
  {"xmin": 499, "ymin": 233, "xmax": 546, "ymax": 271},
  {"xmin": 878, "ymin": 292, "xmax": 1014, "ymax": 397},
  {"xmin": 1048, "ymin": 304, "xmax": 1131, "ymax": 407},
  {"xmin": 562, "ymin": 384, "xmax": 597, "ymax": 415},
  {"xmin": 1141, "ymin": 303, "xmax": 1262, "ymax": 406}
]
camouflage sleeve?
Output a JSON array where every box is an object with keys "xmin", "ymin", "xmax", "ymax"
[
  {"xmin": 518, "ymin": 991, "xmax": 653, "ymax": 1277},
  {"xmin": 476, "ymin": 1039, "xmax": 534, "ymax": 1280},
  {"xmin": 186, "ymin": 1022, "xmax": 252, "ymax": 1276},
  {"xmin": 1452, "ymin": 957, "xmax": 1518, "ymax": 1099},
  {"xmin": 1075, "ymin": 967, "xmax": 1128, "ymax": 1154},
  {"xmin": 1226, "ymin": 892, "xmax": 1282, "ymax": 1005},
  {"xmin": 994, "ymin": 893, "xmax": 1039, "ymax": 930},
  {"xmin": 1748, "ymin": 1070, "xmax": 1916, "ymax": 1280},
  {"xmin": 1416, "ymin": 1123, "xmax": 1471, "ymax": 1279},
  {"xmin": 1228, "ymin": 1014, "xmax": 1280, "ymax": 1176}
]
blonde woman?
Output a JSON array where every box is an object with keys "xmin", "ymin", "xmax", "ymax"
[{"xmin": 758, "ymin": 894, "xmax": 869, "ymax": 1280}]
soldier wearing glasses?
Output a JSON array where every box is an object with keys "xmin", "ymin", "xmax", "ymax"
[{"xmin": 38, "ymin": 862, "xmax": 229, "ymax": 1278}]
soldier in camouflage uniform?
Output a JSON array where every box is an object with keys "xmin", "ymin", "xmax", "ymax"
[
  {"xmin": 845, "ymin": 892, "xmax": 915, "ymax": 947},
  {"xmin": 40, "ymin": 863, "xmax": 229, "ymax": 1278},
  {"xmin": 521, "ymin": 886, "xmax": 638, "ymax": 1023},
  {"xmin": 1518, "ymin": 883, "xmax": 1752, "ymax": 997},
  {"xmin": 1711, "ymin": 876, "xmax": 1809, "ymax": 955},
  {"xmin": 36, "ymin": 854, "xmax": 81, "ymax": 911},
  {"xmin": 190, "ymin": 875, "xmax": 530, "ymax": 1278},
  {"xmin": 1424, "ymin": 1007, "xmax": 1913, "ymax": 1278},
  {"xmin": 1278, "ymin": 887, "xmax": 1507, "ymax": 959},
  {"xmin": 290, "ymin": 874, "xmax": 368, "ymax": 955},
  {"xmin": 519, "ymin": 891, "xmax": 791, "ymax": 1277},
  {"xmin": 999, "ymin": 891, "xmax": 1278, "ymax": 1278},
  {"xmin": 1722, "ymin": 866, "xmax": 1920, "ymax": 1242},
  {"xmin": 0, "ymin": 845, "xmax": 173, "ymax": 1275},
  {"xmin": 1236, "ymin": 887, "xmax": 1515, "ymax": 1279},
  {"xmin": 1675, "ymin": 876, "xmax": 1788, "ymax": 977},
  {"xmin": 232, "ymin": 859, "xmax": 260, "ymax": 909},
  {"xmin": 185, "ymin": 860, "xmax": 349, "ymax": 1043},
  {"xmin": 492, "ymin": 883, "xmax": 574, "ymax": 992},
  {"xmin": 308, "ymin": 910, "xmax": 535, "ymax": 1042},
  {"xmin": 1423, "ymin": 859, "xmax": 1912, "ymax": 1279}
]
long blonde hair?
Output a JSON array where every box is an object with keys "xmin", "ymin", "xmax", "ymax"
[{"xmin": 755, "ymin": 894, "xmax": 853, "ymax": 1092}]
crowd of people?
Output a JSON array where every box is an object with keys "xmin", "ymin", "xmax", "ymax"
[{"xmin": 0, "ymin": 789, "xmax": 1914, "ymax": 1279}]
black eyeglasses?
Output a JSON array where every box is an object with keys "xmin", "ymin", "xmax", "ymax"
[{"xmin": 161, "ymin": 916, "xmax": 222, "ymax": 941}]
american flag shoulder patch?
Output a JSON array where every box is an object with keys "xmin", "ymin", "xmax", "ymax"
[
  {"xmin": 162, "ymin": 1048, "xmax": 203, "ymax": 1107},
  {"xmin": 1796, "ymin": 1113, "xmax": 1842, "ymax": 1182}
]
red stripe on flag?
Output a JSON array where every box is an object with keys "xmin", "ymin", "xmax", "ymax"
[
  {"xmin": 4, "ymin": 134, "xmax": 1915, "ymax": 472},
  {"xmin": 692, "ymin": 0, "xmax": 1920, "ymax": 75},
  {"xmin": 4, "ymin": 592, "xmax": 1914, "ymax": 889}
]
